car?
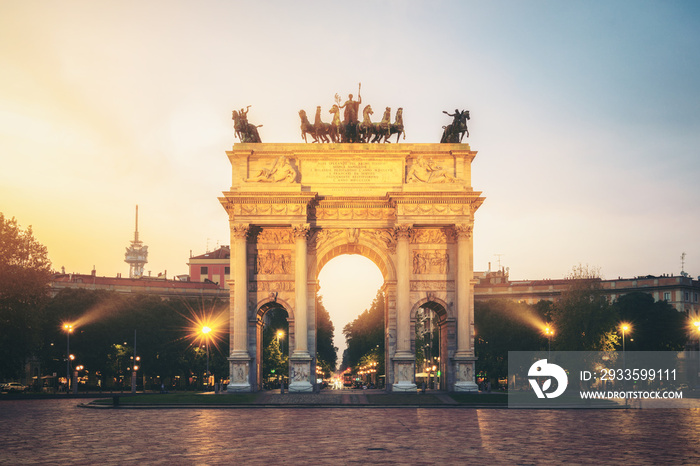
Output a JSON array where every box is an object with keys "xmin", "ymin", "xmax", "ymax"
[{"xmin": 3, "ymin": 382, "xmax": 28, "ymax": 392}]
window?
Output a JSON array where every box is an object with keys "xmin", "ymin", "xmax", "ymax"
[
  {"xmin": 663, "ymin": 292, "xmax": 671, "ymax": 301},
  {"xmin": 225, "ymin": 267, "xmax": 230, "ymax": 275},
  {"xmin": 685, "ymin": 292, "xmax": 690, "ymax": 302},
  {"xmin": 200, "ymin": 266, "xmax": 208, "ymax": 275}
]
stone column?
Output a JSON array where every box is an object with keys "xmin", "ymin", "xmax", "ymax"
[
  {"xmin": 289, "ymin": 223, "xmax": 312, "ymax": 392},
  {"xmin": 228, "ymin": 223, "xmax": 251, "ymax": 392},
  {"xmin": 392, "ymin": 224, "xmax": 416, "ymax": 392},
  {"xmin": 453, "ymin": 223, "xmax": 477, "ymax": 392}
]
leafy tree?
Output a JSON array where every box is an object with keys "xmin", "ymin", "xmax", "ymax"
[
  {"xmin": 342, "ymin": 289, "xmax": 384, "ymax": 370},
  {"xmin": 613, "ymin": 292, "xmax": 686, "ymax": 351},
  {"xmin": 0, "ymin": 214, "xmax": 52, "ymax": 379},
  {"xmin": 551, "ymin": 265, "xmax": 618, "ymax": 351},
  {"xmin": 261, "ymin": 307, "xmax": 289, "ymax": 385},
  {"xmin": 475, "ymin": 299, "xmax": 546, "ymax": 383},
  {"xmin": 262, "ymin": 338, "xmax": 287, "ymax": 383},
  {"xmin": 41, "ymin": 290, "xmax": 229, "ymax": 390},
  {"xmin": 316, "ymin": 295, "xmax": 337, "ymax": 373}
]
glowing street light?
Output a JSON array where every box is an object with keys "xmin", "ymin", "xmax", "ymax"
[
  {"xmin": 543, "ymin": 325, "xmax": 554, "ymax": 358},
  {"xmin": 201, "ymin": 325, "xmax": 212, "ymax": 389},
  {"xmin": 620, "ymin": 323, "xmax": 630, "ymax": 351},
  {"xmin": 620, "ymin": 322, "xmax": 632, "ymax": 370},
  {"xmin": 185, "ymin": 306, "xmax": 226, "ymax": 391},
  {"xmin": 62, "ymin": 323, "xmax": 74, "ymax": 392},
  {"xmin": 276, "ymin": 330, "xmax": 284, "ymax": 349},
  {"xmin": 693, "ymin": 320, "xmax": 700, "ymax": 386}
]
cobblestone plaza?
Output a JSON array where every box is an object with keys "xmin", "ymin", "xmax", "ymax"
[{"xmin": 2, "ymin": 399, "xmax": 699, "ymax": 464}]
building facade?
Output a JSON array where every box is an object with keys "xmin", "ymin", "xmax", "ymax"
[
  {"xmin": 474, "ymin": 268, "xmax": 700, "ymax": 317},
  {"xmin": 187, "ymin": 246, "xmax": 231, "ymax": 289},
  {"xmin": 50, "ymin": 270, "xmax": 228, "ymax": 300}
]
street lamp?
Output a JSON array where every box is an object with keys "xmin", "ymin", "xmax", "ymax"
[
  {"xmin": 274, "ymin": 330, "xmax": 285, "ymax": 392},
  {"xmin": 62, "ymin": 323, "xmax": 74, "ymax": 392},
  {"xmin": 544, "ymin": 325, "xmax": 554, "ymax": 359},
  {"xmin": 202, "ymin": 325, "xmax": 212, "ymax": 389},
  {"xmin": 693, "ymin": 320, "xmax": 700, "ymax": 387},
  {"xmin": 276, "ymin": 330, "xmax": 284, "ymax": 350},
  {"xmin": 620, "ymin": 323, "xmax": 631, "ymax": 371},
  {"xmin": 188, "ymin": 310, "xmax": 224, "ymax": 391}
]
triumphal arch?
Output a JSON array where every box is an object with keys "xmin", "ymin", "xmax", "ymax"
[{"xmin": 220, "ymin": 142, "xmax": 484, "ymax": 392}]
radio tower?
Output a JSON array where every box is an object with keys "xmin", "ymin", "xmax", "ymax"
[{"xmin": 124, "ymin": 205, "xmax": 148, "ymax": 278}]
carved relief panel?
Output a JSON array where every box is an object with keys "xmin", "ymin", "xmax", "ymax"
[
  {"xmin": 256, "ymin": 228, "xmax": 295, "ymax": 245},
  {"xmin": 254, "ymin": 250, "xmax": 292, "ymax": 275},
  {"xmin": 412, "ymin": 250, "xmax": 450, "ymax": 274}
]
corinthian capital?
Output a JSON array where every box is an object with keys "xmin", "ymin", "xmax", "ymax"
[
  {"xmin": 292, "ymin": 223, "xmax": 310, "ymax": 239},
  {"xmin": 231, "ymin": 223, "xmax": 250, "ymax": 240},
  {"xmin": 394, "ymin": 224, "xmax": 413, "ymax": 241},
  {"xmin": 454, "ymin": 223, "xmax": 473, "ymax": 240}
]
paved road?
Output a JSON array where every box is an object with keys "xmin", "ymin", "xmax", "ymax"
[{"xmin": 1, "ymin": 398, "xmax": 699, "ymax": 464}]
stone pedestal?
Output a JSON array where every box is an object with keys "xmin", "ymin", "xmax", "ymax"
[
  {"xmin": 288, "ymin": 357, "xmax": 313, "ymax": 392},
  {"xmin": 453, "ymin": 357, "xmax": 478, "ymax": 392},
  {"xmin": 392, "ymin": 356, "xmax": 417, "ymax": 392},
  {"xmin": 227, "ymin": 357, "xmax": 251, "ymax": 392}
]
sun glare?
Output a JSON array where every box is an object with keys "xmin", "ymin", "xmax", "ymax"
[{"xmin": 181, "ymin": 300, "xmax": 228, "ymax": 351}]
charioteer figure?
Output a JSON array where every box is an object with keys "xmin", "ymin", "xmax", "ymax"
[{"xmin": 337, "ymin": 83, "xmax": 362, "ymax": 142}]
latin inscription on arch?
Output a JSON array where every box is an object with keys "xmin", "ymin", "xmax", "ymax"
[{"xmin": 303, "ymin": 159, "xmax": 402, "ymax": 184}]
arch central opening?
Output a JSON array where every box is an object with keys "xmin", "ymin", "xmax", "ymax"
[{"xmin": 318, "ymin": 254, "xmax": 384, "ymax": 388}]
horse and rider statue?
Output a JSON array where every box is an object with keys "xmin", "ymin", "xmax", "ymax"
[
  {"xmin": 232, "ymin": 105, "xmax": 262, "ymax": 143},
  {"xmin": 440, "ymin": 109, "xmax": 470, "ymax": 143}
]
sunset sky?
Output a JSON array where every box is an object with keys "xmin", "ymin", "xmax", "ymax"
[{"xmin": 3, "ymin": 1, "xmax": 700, "ymax": 345}]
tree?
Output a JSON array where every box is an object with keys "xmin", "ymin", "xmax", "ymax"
[
  {"xmin": 41, "ymin": 290, "xmax": 229, "ymax": 390},
  {"xmin": 613, "ymin": 292, "xmax": 686, "ymax": 351},
  {"xmin": 0, "ymin": 214, "xmax": 52, "ymax": 379},
  {"xmin": 316, "ymin": 295, "xmax": 337, "ymax": 374},
  {"xmin": 262, "ymin": 338, "xmax": 286, "ymax": 384},
  {"xmin": 475, "ymin": 299, "xmax": 546, "ymax": 384},
  {"xmin": 260, "ymin": 307, "xmax": 289, "ymax": 386},
  {"xmin": 551, "ymin": 265, "xmax": 618, "ymax": 351},
  {"xmin": 342, "ymin": 289, "xmax": 384, "ymax": 371}
]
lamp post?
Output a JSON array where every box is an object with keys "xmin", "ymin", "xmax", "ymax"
[
  {"xmin": 693, "ymin": 320, "xmax": 700, "ymax": 387},
  {"xmin": 620, "ymin": 323, "xmax": 630, "ymax": 372},
  {"xmin": 202, "ymin": 325, "xmax": 212, "ymax": 390},
  {"xmin": 276, "ymin": 330, "xmax": 284, "ymax": 352},
  {"xmin": 275, "ymin": 330, "xmax": 285, "ymax": 391},
  {"xmin": 131, "ymin": 329, "xmax": 138, "ymax": 394},
  {"xmin": 62, "ymin": 323, "xmax": 74, "ymax": 392},
  {"xmin": 74, "ymin": 365, "xmax": 84, "ymax": 395},
  {"xmin": 544, "ymin": 325, "xmax": 554, "ymax": 359}
]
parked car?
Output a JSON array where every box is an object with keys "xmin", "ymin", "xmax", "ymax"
[{"xmin": 3, "ymin": 382, "xmax": 28, "ymax": 392}]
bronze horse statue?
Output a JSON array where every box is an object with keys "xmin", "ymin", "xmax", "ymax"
[
  {"xmin": 440, "ymin": 109, "xmax": 469, "ymax": 143},
  {"xmin": 373, "ymin": 107, "xmax": 405, "ymax": 143},
  {"xmin": 299, "ymin": 109, "xmax": 318, "ymax": 143},
  {"xmin": 314, "ymin": 106, "xmax": 336, "ymax": 143},
  {"xmin": 232, "ymin": 107, "xmax": 262, "ymax": 143},
  {"xmin": 328, "ymin": 105, "xmax": 344, "ymax": 142},
  {"xmin": 359, "ymin": 105, "xmax": 377, "ymax": 143}
]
